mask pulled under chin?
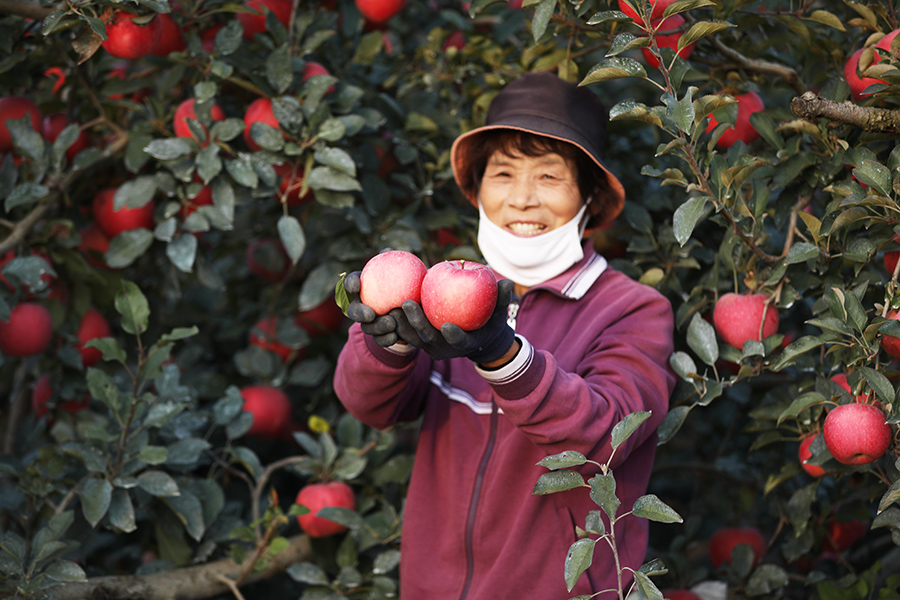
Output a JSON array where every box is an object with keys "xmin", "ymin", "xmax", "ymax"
[{"xmin": 477, "ymin": 202, "xmax": 590, "ymax": 287}]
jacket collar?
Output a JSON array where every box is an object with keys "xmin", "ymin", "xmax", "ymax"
[{"xmin": 494, "ymin": 241, "xmax": 608, "ymax": 301}]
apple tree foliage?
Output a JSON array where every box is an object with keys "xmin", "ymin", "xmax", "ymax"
[{"xmin": 1, "ymin": 0, "xmax": 900, "ymax": 598}]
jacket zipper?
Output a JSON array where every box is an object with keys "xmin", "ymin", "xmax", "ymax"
[{"xmin": 458, "ymin": 403, "xmax": 499, "ymax": 600}]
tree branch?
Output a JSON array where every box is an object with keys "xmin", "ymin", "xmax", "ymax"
[
  {"xmin": 42, "ymin": 534, "xmax": 312, "ymax": 600},
  {"xmin": 0, "ymin": 0, "xmax": 56, "ymax": 20},
  {"xmin": 790, "ymin": 91, "xmax": 900, "ymax": 134},
  {"xmin": 706, "ymin": 37, "xmax": 807, "ymax": 96}
]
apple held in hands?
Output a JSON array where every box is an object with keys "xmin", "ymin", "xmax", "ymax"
[
  {"xmin": 359, "ymin": 250, "xmax": 427, "ymax": 315},
  {"xmin": 822, "ymin": 402, "xmax": 892, "ymax": 465},
  {"xmin": 712, "ymin": 292, "xmax": 779, "ymax": 350},
  {"xmin": 295, "ymin": 481, "xmax": 356, "ymax": 537},
  {"xmin": 420, "ymin": 260, "xmax": 497, "ymax": 331}
]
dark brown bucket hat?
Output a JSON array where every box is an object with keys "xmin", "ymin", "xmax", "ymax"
[{"xmin": 450, "ymin": 72, "xmax": 626, "ymax": 230}]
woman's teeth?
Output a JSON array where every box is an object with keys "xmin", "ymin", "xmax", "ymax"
[{"xmin": 508, "ymin": 223, "xmax": 545, "ymax": 235}]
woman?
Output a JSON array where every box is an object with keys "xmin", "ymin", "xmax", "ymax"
[{"xmin": 334, "ymin": 72, "xmax": 675, "ymax": 599}]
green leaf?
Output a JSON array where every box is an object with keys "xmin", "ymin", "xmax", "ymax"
[
  {"xmin": 632, "ymin": 494, "xmax": 683, "ymax": 523},
  {"xmin": 166, "ymin": 234, "xmax": 197, "ymax": 273},
  {"xmin": 746, "ymin": 564, "xmax": 789, "ymax": 596},
  {"xmin": 78, "ymin": 477, "xmax": 112, "ymax": 528},
  {"xmin": 277, "ymin": 215, "xmax": 306, "ymax": 264},
  {"xmin": 532, "ymin": 470, "xmax": 586, "ymax": 495},
  {"xmin": 673, "ymin": 196, "xmax": 707, "ymax": 246},
  {"xmin": 116, "ymin": 281, "xmax": 150, "ymax": 335},
  {"xmin": 85, "ymin": 338, "xmax": 126, "ymax": 364},
  {"xmin": 657, "ymin": 405, "xmax": 690, "ymax": 444},
  {"xmin": 589, "ymin": 472, "xmax": 619, "ymax": 520},
  {"xmin": 106, "ymin": 229, "xmax": 154, "ymax": 269},
  {"xmin": 859, "ymin": 366, "xmax": 894, "ymax": 404},
  {"xmin": 853, "ymin": 160, "xmax": 890, "ymax": 196},
  {"xmin": 611, "ymin": 411, "xmax": 651, "ymax": 450},
  {"xmin": 137, "ymin": 470, "xmax": 180, "ymax": 497},
  {"xmin": 633, "ymin": 571, "xmax": 664, "ymax": 600},
  {"xmin": 307, "ymin": 166, "xmax": 362, "ymax": 192},
  {"xmin": 582, "ymin": 57, "xmax": 647, "ymax": 84},
  {"xmin": 226, "ymin": 155, "xmax": 259, "ymax": 188},
  {"xmin": 314, "ymin": 146, "xmax": 356, "ymax": 177},
  {"xmin": 784, "ymin": 242, "xmax": 819, "ymax": 264},
  {"xmin": 668, "ymin": 351, "xmax": 697, "ymax": 380},
  {"xmin": 145, "ymin": 138, "xmax": 193, "ymax": 160},
  {"xmin": 139, "ymin": 445, "xmax": 168, "ymax": 465},
  {"xmin": 86, "ymin": 367, "xmax": 119, "ymax": 411},
  {"xmin": 772, "ymin": 335, "xmax": 826, "ymax": 371},
  {"xmin": 114, "ymin": 176, "xmax": 156, "ymax": 210},
  {"xmin": 163, "ymin": 489, "xmax": 205, "ymax": 541},
  {"xmin": 678, "ymin": 20, "xmax": 734, "ymax": 48},
  {"xmin": 531, "ymin": 0, "xmax": 556, "ymax": 41},
  {"xmin": 8, "ymin": 116, "xmax": 45, "ymax": 162},
  {"xmin": 317, "ymin": 117, "xmax": 347, "ymax": 142},
  {"xmin": 42, "ymin": 559, "xmax": 87, "ymax": 582},
  {"xmin": 287, "ymin": 561, "xmax": 330, "ymax": 585},
  {"xmin": 609, "ymin": 99, "xmax": 663, "ymax": 128},
  {"xmin": 5, "ymin": 183, "xmax": 49, "ymax": 212},
  {"xmin": 564, "ymin": 538, "xmax": 597, "ymax": 592},
  {"xmin": 108, "ymin": 488, "xmax": 137, "ymax": 533},
  {"xmin": 536, "ymin": 451, "xmax": 588, "ymax": 470},
  {"xmin": 805, "ymin": 9, "xmax": 846, "ymax": 31},
  {"xmin": 878, "ymin": 479, "xmax": 900, "ymax": 513},
  {"xmin": 662, "ymin": 90, "xmax": 694, "ymax": 133},
  {"xmin": 687, "ymin": 312, "xmax": 718, "ymax": 366},
  {"xmin": 777, "ymin": 391, "xmax": 826, "ymax": 425}
]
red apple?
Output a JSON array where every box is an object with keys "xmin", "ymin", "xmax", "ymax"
[
  {"xmin": 249, "ymin": 317, "xmax": 304, "ymax": 362},
  {"xmin": 246, "ymin": 238, "xmax": 290, "ymax": 282},
  {"xmin": 618, "ymin": 0, "xmax": 677, "ymax": 24},
  {"xmin": 240, "ymin": 385, "xmax": 293, "ymax": 438},
  {"xmin": 237, "ymin": 0, "xmax": 292, "ymax": 40},
  {"xmin": 844, "ymin": 47, "xmax": 889, "ymax": 102},
  {"xmin": 242, "ymin": 97, "xmax": 281, "ymax": 151},
  {"xmin": 200, "ymin": 23, "xmax": 224, "ymax": 52},
  {"xmin": 640, "ymin": 14, "xmax": 695, "ymax": 69},
  {"xmin": 32, "ymin": 374, "xmax": 90, "ymax": 419},
  {"xmin": 358, "ymin": 250, "xmax": 428, "ymax": 316},
  {"xmin": 798, "ymin": 434, "xmax": 828, "ymax": 478},
  {"xmin": 295, "ymin": 481, "xmax": 356, "ymax": 538},
  {"xmin": 0, "ymin": 96, "xmax": 42, "ymax": 153},
  {"xmin": 151, "ymin": 12, "xmax": 186, "ymax": 56},
  {"xmin": 301, "ymin": 61, "xmax": 335, "ymax": 94},
  {"xmin": 709, "ymin": 526, "xmax": 766, "ymax": 569},
  {"xmin": 77, "ymin": 308, "xmax": 112, "ymax": 368},
  {"xmin": 822, "ymin": 403, "xmax": 892, "ymax": 465},
  {"xmin": 173, "ymin": 98, "xmax": 225, "ymax": 144},
  {"xmin": 420, "ymin": 260, "xmax": 498, "ymax": 331},
  {"xmin": 0, "ymin": 302, "xmax": 54, "ymax": 357},
  {"xmin": 278, "ymin": 166, "xmax": 313, "ymax": 206},
  {"xmin": 712, "ymin": 292, "xmax": 779, "ymax": 350},
  {"xmin": 705, "ymin": 91, "xmax": 764, "ymax": 149},
  {"xmin": 660, "ymin": 591, "xmax": 702, "ymax": 600},
  {"xmin": 41, "ymin": 113, "xmax": 90, "ymax": 162},
  {"xmin": 881, "ymin": 309, "xmax": 900, "ymax": 358},
  {"xmin": 354, "ymin": 0, "xmax": 405, "ymax": 23},
  {"xmin": 78, "ymin": 224, "xmax": 113, "ymax": 269},
  {"xmin": 102, "ymin": 11, "xmax": 162, "ymax": 60},
  {"xmin": 92, "ymin": 187, "xmax": 156, "ymax": 238},
  {"xmin": 295, "ymin": 299, "xmax": 347, "ymax": 336},
  {"xmin": 822, "ymin": 518, "xmax": 868, "ymax": 553}
]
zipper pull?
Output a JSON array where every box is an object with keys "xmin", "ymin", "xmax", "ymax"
[{"xmin": 507, "ymin": 300, "xmax": 519, "ymax": 330}]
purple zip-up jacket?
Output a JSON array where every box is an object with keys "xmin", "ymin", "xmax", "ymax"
[{"xmin": 334, "ymin": 245, "xmax": 676, "ymax": 599}]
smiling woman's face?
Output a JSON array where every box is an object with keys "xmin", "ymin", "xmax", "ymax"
[{"xmin": 478, "ymin": 149, "xmax": 584, "ymax": 237}]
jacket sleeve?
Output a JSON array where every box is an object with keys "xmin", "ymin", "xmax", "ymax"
[
  {"xmin": 333, "ymin": 323, "xmax": 433, "ymax": 430},
  {"xmin": 481, "ymin": 281, "xmax": 676, "ymax": 469}
]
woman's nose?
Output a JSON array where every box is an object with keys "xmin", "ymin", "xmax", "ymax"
[{"xmin": 506, "ymin": 177, "xmax": 539, "ymax": 209}]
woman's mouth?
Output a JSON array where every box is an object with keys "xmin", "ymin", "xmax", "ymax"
[{"xmin": 506, "ymin": 222, "xmax": 546, "ymax": 236}]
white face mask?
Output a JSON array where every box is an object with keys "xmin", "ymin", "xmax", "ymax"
[{"xmin": 477, "ymin": 200, "xmax": 590, "ymax": 287}]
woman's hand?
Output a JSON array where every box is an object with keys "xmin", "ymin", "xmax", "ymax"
[
  {"xmin": 400, "ymin": 279, "xmax": 518, "ymax": 365},
  {"xmin": 343, "ymin": 271, "xmax": 404, "ymax": 347}
]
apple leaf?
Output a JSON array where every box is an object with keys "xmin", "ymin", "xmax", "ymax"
[
  {"xmin": 167, "ymin": 234, "xmax": 197, "ymax": 274},
  {"xmin": 776, "ymin": 391, "xmax": 826, "ymax": 425},
  {"xmin": 85, "ymin": 338, "xmax": 126, "ymax": 365},
  {"xmin": 873, "ymin": 506, "xmax": 900, "ymax": 532},
  {"xmin": 632, "ymin": 494, "xmax": 683, "ymax": 523},
  {"xmin": 5, "ymin": 182, "xmax": 49, "ymax": 212},
  {"xmin": 669, "ymin": 351, "xmax": 697, "ymax": 380},
  {"xmin": 86, "ymin": 367, "xmax": 120, "ymax": 412},
  {"xmin": 115, "ymin": 281, "xmax": 150, "ymax": 336},
  {"xmin": 638, "ymin": 557, "xmax": 668, "ymax": 577},
  {"xmin": 589, "ymin": 472, "xmax": 619, "ymax": 520},
  {"xmin": 162, "ymin": 489, "xmax": 205, "ymax": 541},
  {"xmin": 277, "ymin": 215, "xmax": 306, "ymax": 264},
  {"xmin": 687, "ymin": 312, "xmax": 717, "ymax": 365},
  {"xmin": 536, "ymin": 451, "xmax": 588, "ymax": 471},
  {"xmin": 746, "ymin": 565, "xmax": 789, "ymax": 596},
  {"xmin": 531, "ymin": 0, "xmax": 555, "ymax": 42},
  {"xmin": 853, "ymin": 160, "xmax": 891, "ymax": 197},
  {"xmin": 609, "ymin": 99, "xmax": 664, "ymax": 128},
  {"xmin": 673, "ymin": 196, "xmax": 708, "ymax": 247},
  {"xmin": 611, "ymin": 410, "xmax": 651, "ymax": 450},
  {"xmin": 662, "ymin": 90, "xmax": 695, "ymax": 134},
  {"xmin": 582, "ymin": 57, "xmax": 648, "ymax": 84},
  {"xmin": 564, "ymin": 538, "xmax": 596, "ymax": 592},
  {"xmin": 678, "ymin": 20, "xmax": 734, "ymax": 49},
  {"xmin": 657, "ymin": 405, "xmax": 690, "ymax": 445},
  {"xmin": 586, "ymin": 10, "xmax": 632, "ymax": 25},
  {"xmin": 859, "ymin": 366, "xmax": 894, "ymax": 404},
  {"xmin": 287, "ymin": 562, "xmax": 329, "ymax": 586},
  {"xmin": 212, "ymin": 387, "xmax": 245, "ymax": 426},
  {"xmin": 584, "ymin": 510, "xmax": 605, "ymax": 536},
  {"xmin": 784, "ymin": 241, "xmax": 819, "ymax": 265},
  {"xmin": 77, "ymin": 477, "xmax": 112, "ymax": 528},
  {"xmin": 608, "ymin": 32, "xmax": 645, "ymax": 57},
  {"xmin": 532, "ymin": 470, "xmax": 586, "ymax": 495},
  {"xmin": 633, "ymin": 571, "xmax": 664, "ymax": 600},
  {"xmin": 107, "ymin": 489, "xmax": 137, "ymax": 534},
  {"xmin": 878, "ymin": 480, "xmax": 900, "ymax": 514}
]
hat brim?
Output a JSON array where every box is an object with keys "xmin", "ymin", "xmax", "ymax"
[{"xmin": 450, "ymin": 123, "xmax": 626, "ymax": 230}]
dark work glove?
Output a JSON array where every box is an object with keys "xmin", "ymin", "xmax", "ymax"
[
  {"xmin": 400, "ymin": 278, "xmax": 517, "ymax": 364},
  {"xmin": 343, "ymin": 271, "xmax": 402, "ymax": 347}
]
